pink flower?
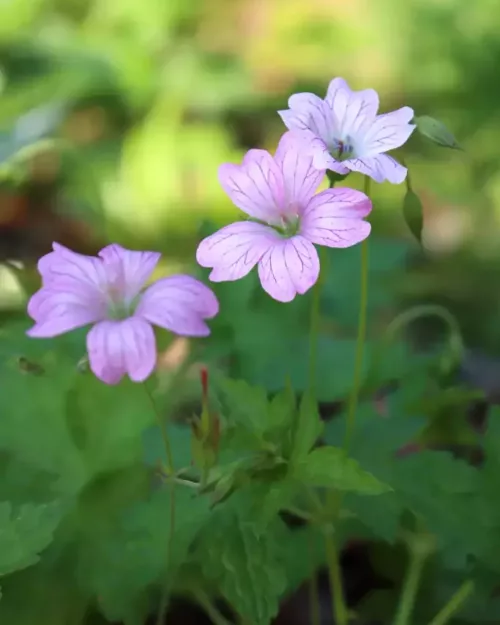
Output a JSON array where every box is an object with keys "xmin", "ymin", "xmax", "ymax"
[
  {"xmin": 196, "ymin": 132, "xmax": 371, "ymax": 303},
  {"xmin": 27, "ymin": 243, "xmax": 219, "ymax": 384},
  {"xmin": 279, "ymin": 77, "xmax": 415, "ymax": 184}
]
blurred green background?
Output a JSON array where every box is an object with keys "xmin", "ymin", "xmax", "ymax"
[{"xmin": 2, "ymin": 0, "xmax": 500, "ymax": 355}]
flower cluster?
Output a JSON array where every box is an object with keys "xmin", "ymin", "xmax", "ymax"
[{"xmin": 27, "ymin": 77, "xmax": 414, "ymax": 384}]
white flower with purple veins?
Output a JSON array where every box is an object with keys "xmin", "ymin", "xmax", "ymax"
[
  {"xmin": 27, "ymin": 243, "xmax": 219, "ymax": 384},
  {"xmin": 196, "ymin": 132, "xmax": 372, "ymax": 303},
  {"xmin": 279, "ymin": 77, "xmax": 416, "ymax": 184}
]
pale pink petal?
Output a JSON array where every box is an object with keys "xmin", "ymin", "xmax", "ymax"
[
  {"xmin": 257, "ymin": 236, "xmax": 319, "ymax": 303},
  {"xmin": 98, "ymin": 244, "xmax": 161, "ymax": 301},
  {"xmin": 279, "ymin": 93, "xmax": 336, "ymax": 145},
  {"xmin": 27, "ymin": 288, "xmax": 105, "ymax": 323},
  {"xmin": 27, "ymin": 306, "xmax": 101, "ymax": 338},
  {"xmin": 86, "ymin": 318, "xmax": 156, "ymax": 385},
  {"xmin": 325, "ymin": 78, "xmax": 379, "ymax": 138},
  {"xmin": 196, "ymin": 221, "xmax": 278, "ymax": 282},
  {"xmin": 344, "ymin": 154, "xmax": 407, "ymax": 184},
  {"xmin": 37, "ymin": 243, "xmax": 107, "ymax": 292},
  {"xmin": 362, "ymin": 107, "xmax": 415, "ymax": 155},
  {"xmin": 136, "ymin": 275, "xmax": 219, "ymax": 337},
  {"xmin": 274, "ymin": 131, "xmax": 325, "ymax": 210},
  {"xmin": 300, "ymin": 188, "xmax": 372, "ymax": 248},
  {"xmin": 218, "ymin": 150, "xmax": 285, "ymax": 222}
]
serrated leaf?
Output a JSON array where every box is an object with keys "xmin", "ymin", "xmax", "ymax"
[
  {"xmin": 197, "ymin": 512, "xmax": 287, "ymax": 625},
  {"xmin": 414, "ymin": 115, "xmax": 462, "ymax": 150},
  {"xmin": 403, "ymin": 189, "xmax": 424, "ymax": 243},
  {"xmin": 290, "ymin": 390, "xmax": 323, "ymax": 464},
  {"xmin": 0, "ymin": 501, "xmax": 63, "ymax": 577},
  {"xmin": 294, "ymin": 447, "xmax": 391, "ymax": 495}
]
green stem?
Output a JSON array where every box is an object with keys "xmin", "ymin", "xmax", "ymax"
[
  {"xmin": 324, "ymin": 529, "xmax": 349, "ymax": 625},
  {"xmin": 307, "ymin": 177, "xmax": 336, "ymax": 392},
  {"xmin": 343, "ymin": 175, "xmax": 371, "ymax": 452},
  {"xmin": 393, "ymin": 546, "xmax": 428, "ymax": 625},
  {"xmin": 308, "ymin": 553, "xmax": 321, "ymax": 625},
  {"xmin": 367, "ymin": 304, "xmax": 464, "ymax": 390},
  {"xmin": 306, "ymin": 175, "xmax": 338, "ymax": 625},
  {"xmin": 144, "ymin": 381, "xmax": 177, "ymax": 625},
  {"xmin": 426, "ymin": 580, "xmax": 474, "ymax": 625},
  {"xmin": 308, "ymin": 252, "xmax": 324, "ymax": 394}
]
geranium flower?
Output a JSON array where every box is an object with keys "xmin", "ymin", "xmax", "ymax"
[
  {"xmin": 27, "ymin": 243, "xmax": 219, "ymax": 384},
  {"xmin": 196, "ymin": 132, "xmax": 371, "ymax": 303},
  {"xmin": 278, "ymin": 77, "xmax": 415, "ymax": 184}
]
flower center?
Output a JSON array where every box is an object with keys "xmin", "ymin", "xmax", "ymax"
[
  {"xmin": 331, "ymin": 136, "xmax": 355, "ymax": 161},
  {"xmin": 106, "ymin": 287, "xmax": 140, "ymax": 320},
  {"xmin": 277, "ymin": 214, "xmax": 301, "ymax": 238}
]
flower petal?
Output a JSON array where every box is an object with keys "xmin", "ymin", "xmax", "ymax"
[
  {"xmin": 300, "ymin": 188, "xmax": 372, "ymax": 248},
  {"xmin": 27, "ymin": 300, "xmax": 101, "ymax": 338},
  {"xmin": 279, "ymin": 93, "xmax": 335, "ymax": 146},
  {"xmin": 136, "ymin": 275, "xmax": 219, "ymax": 337},
  {"xmin": 362, "ymin": 107, "xmax": 415, "ymax": 155},
  {"xmin": 37, "ymin": 243, "xmax": 107, "ymax": 292},
  {"xmin": 325, "ymin": 78, "xmax": 379, "ymax": 138},
  {"xmin": 218, "ymin": 150, "xmax": 284, "ymax": 222},
  {"xmin": 86, "ymin": 318, "xmax": 156, "ymax": 385},
  {"xmin": 257, "ymin": 236, "xmax": 319, "ymax": 303},
  {"xmin": 274, "ymin": 131, "xmax": 325, "ymax": 210},
  {"xmin": 196, "ymin": 221, "xmax": 278, "ymax": 282},
  {"xmin": 98, "ymin": 244, "xmax": 161, "ymax": 301},
  {"xmin": 344, "ymin": 154, "xmax": 407, "ymax": 184}
]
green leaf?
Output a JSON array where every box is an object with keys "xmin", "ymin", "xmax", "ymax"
[
  {"xmin": 321, "ymin": 237, "xmax": 411, "ymax": 328},
  {"xmin": 142, "ymin": 422, "xmax": 193, "ymax": 470},
  {"xmin": 414, "ymin": 115, "xmax": 462, "ymax": 150},
  {"xmin": 278, "ymin": 524, "xmax": 327, "ymax": 594},
  {"xmin": 78, "ymin": 486, "xmax": 211, "ymax": 623},
  {"xmin": 213, "ymin": 376, "xmax": 270, "ymax": 443},
  {"xmin": 65, "ymin": 372, "xmax": 155, "ymax": 479},
  {"xmin": 246, "ymin": 337, "xmax": 413, "ymax": 402},
  {"xmin": 197, "ymin": 512, "xmax": 287, "ymax": 625},
  {"xmin": 403, "ymin": 189, "xmax": 424, "ymax": 243},
  {"xmin": 0, "ymin": 501, "xmax": 63, "ymax": 577},
  {"xmin": 0, "ymin": 332, "xmax": 85, "ymax": 496},
  {"xmin": 290, "ymin": 390, "xmax": 323, "ymax": 464},
  {"xmin": 294, "ymin": 447, "xmax": 391, "ymax": 495}
]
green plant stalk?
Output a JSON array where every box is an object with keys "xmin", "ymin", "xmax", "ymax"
[
  {"xmin": 322, "ymin": 176, "xmax": 373, "ymax": 625},
  {"xmin": 366, "ymin": 303, "xmax": 464, "ymax": 391},
  {"xmin": 144, "ymin": 356, "xmax": 194, "ymax": 625},
  {"xmin": 306, "ymin": 247, "xmax": 328, "ymax": 625},
  {"xmin": 324, "ymin": 529, "xmax": 349, "ymax": 625},
  {"xmin": 307, "ymin": 177, "xmax": 341, "ymax": 625},
  {"xmin": 343, "ymin": 175, "xmax": 371, "ymax": 452},
  {"xmin": 427, "ymin": 580, "xmax": 474, "ymax": 625},
  {"xmin": 143, "ymin": 381, "xmax": 177, "ymax": 625},
  {"xmin": 392, "ymin": 546, "xmax": 428, "ymax": 625},
  {"xmin": 308, "ymin": 562, "xmax": 321, "ymax": 625},
  {"xmin": 307, "ymin": 247, "xmax": 327, "ymax": 394}
]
